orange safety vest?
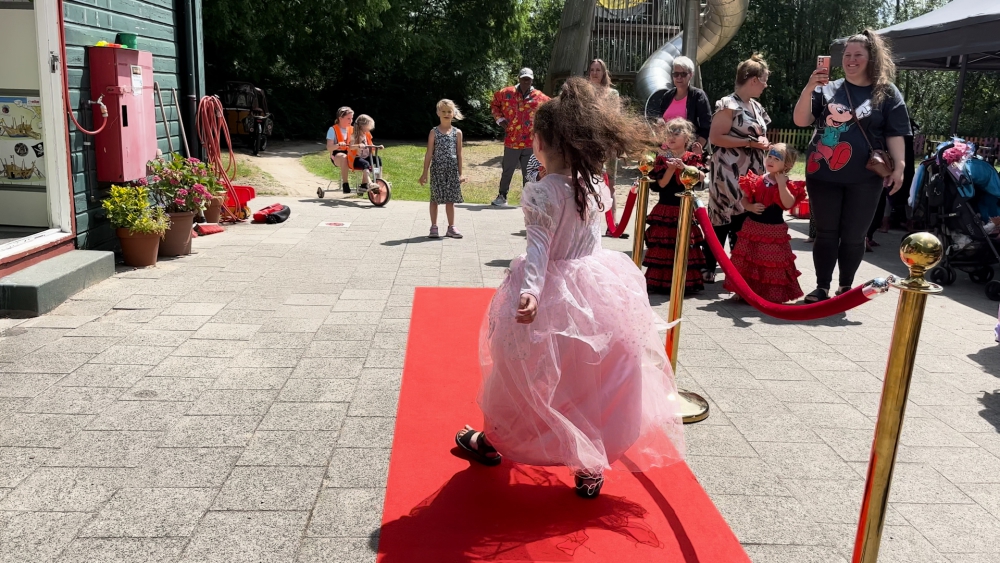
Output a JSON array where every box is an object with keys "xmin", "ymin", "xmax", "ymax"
[{"xmin": 331, "ymin": 125, "xmax": 352, "ymax": 150}]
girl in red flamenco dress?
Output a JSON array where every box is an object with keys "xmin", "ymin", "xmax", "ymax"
[
  {"xmin": 643, "ymin": 118, "xmax": 708, "ymax": 295},
  {"xmin": 724, "ymin": 143, "xmax": 807, "ymax": 303}
]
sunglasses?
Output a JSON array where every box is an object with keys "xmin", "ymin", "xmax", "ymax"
[{"xmin": 672, "ymin": 71, "xmax": 690, "ymax": 78}]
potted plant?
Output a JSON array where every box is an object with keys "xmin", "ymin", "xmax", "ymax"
[
  {"xmin": 148, "ymin": 154, "xmax": 215, "ymax": 256},
  {"xmin": 102, "ymin": 184, "xmax": 168, "ymax": 267},
  {"xmin": 202, "ymin": 170, "xmax": 227, "ymax": 223}
]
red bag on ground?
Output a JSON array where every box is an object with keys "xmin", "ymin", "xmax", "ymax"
[{"xmin": 253, "ymin": 204, "xmax": 285, "ymax": 223}]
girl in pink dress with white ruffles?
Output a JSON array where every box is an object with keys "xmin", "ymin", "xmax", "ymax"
[{"xmin": 454, "ymin": 78, "xmax": 685, "ymax": 499}]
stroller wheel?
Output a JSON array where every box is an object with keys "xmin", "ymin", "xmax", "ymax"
[
  {"xmin": 946, "ymin": 267, "xmax": 957, "ymax": 285},
  {"xmin": 928, "ymin": 266, "xmax": 951, "ymax": 286},
  {"xmin": 986, "ymin": 280, "xmax": 1000, "ymax": 301},
  {"xmin": 970, "ymin": 267, "xmax": 994, "ymax": 284}
]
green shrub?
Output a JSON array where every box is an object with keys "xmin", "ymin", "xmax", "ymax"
[{"xmin": 102, "ymin": 185, "xmax": 169, "ymax": 236}]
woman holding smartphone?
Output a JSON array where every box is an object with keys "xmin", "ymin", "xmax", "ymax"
[{"xmin": 793, "ymin": 29, "xmax": 911, "ymax": 302}]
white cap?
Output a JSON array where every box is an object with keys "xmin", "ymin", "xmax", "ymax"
[{"xmin": 518, "ymin": 68, "xmax": 534, "ymax": 79}]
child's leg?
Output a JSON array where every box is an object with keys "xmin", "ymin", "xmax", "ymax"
[
  {"xmin": 429, "ymin": 202, "xmax": 438, "ymax": 225},
  {"xmin": 445, "ymin": 203, "xmax": 455, "ymax": 226},
  {"xmin": 334, "ymin": 153, "xmax": 349, "ymax": 183}
]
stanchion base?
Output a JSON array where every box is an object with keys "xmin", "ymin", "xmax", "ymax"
[{"xmin": 679, "ymin": 390, "xmax": 710, "ymax": 424}]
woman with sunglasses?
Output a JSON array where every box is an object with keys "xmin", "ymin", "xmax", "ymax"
[
  {"xmin": 656, "ymin": 56, "xmax": 711, "ymax": 155},
  {"xmin": 705, "ymin": 54, "xmax": 772, "ymax": 284}
]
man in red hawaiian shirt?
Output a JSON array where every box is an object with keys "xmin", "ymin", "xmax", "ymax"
[{"xmin": 490, "ymin": 68, "xmax": 550, "ymax": 206}]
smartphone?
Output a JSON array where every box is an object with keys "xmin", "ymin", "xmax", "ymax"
[{"xmin": 817, "ymin": 55, "xmax": 831, "ymax": 81}]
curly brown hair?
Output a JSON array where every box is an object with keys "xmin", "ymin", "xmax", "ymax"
[
  {"xmin": 846, "ymin": 28, "xmax": 897, "ymax": 105},
  {"xmin": 532, "ymin": 77, "xmax": 652, "ymax": 219}
]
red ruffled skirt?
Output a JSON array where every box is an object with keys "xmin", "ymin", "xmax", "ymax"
[
  {"xmin": 722, "ymin": 218, "xmax": 803, "ymax": 303},
  {"xmin": 642, "ymin": 203, "xmax": 705, "ymax": 294}
]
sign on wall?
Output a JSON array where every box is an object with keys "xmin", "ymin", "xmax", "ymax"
[{"xmin": 0, "ymin": 96, "xmax": 45, "ymax": 188}]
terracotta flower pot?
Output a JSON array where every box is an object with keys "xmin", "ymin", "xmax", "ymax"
[
  {"xmin": 204, "ymin": 196, "xmax": 224, "ymax": 223},
  {"xmin": 116, "ymin": 228, "xmax": 161, "ymax": 267},
  {"xmin": 159, "ymin": 211, "xmax": 197, "ymax": 256}
]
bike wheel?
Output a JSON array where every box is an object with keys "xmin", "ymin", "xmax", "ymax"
[{"xmin": 368, "ymin": 179, "xmax": 391, "ymax": 207}]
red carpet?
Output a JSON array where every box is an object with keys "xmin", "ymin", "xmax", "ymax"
[{"xmin": 378, "ymin": 287, "xmax": 750, "ymax": 563}]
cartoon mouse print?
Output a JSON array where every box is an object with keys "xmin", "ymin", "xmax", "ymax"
[{"xmin": 807, "ymin": 103, "xmax": 854, "ymax": 173}]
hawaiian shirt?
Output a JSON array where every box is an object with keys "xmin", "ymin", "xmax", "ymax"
[{"xmin": 490, "ymin": 85, "xmax": 550, "ymax": 149}]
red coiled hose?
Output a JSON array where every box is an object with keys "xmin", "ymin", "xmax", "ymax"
[{"xmin": 196, "ymin": 96, "xmax": 241, "ymax": 221}]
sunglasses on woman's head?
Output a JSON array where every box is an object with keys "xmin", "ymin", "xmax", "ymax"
[{"xmin": 672, "ymin": 72, "xmax": 690, "ymax": 78}]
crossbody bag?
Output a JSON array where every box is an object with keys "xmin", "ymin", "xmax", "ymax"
[{"xmin": 844, "ymin": 85, "xmax": 894, "ymax": 178}]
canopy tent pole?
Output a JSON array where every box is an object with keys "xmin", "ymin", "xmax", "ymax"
[{"xmin": 950, "ymin": 54, "xmax": 969, "ymax": 136}]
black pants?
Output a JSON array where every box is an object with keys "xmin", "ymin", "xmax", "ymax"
[
  {"xmin": 703, "ymin": 213, "xmax": 746, "ymax": 273},
  {"xmin": 867, "ymin": 187, "xmax": 890, "ymax": 240},
  {"xmin": 806, "ymin": 177, "xmax": 883, "ymax": 290}
]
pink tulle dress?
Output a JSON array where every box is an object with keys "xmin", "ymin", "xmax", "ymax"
[{"xmin": 478, "ymin": 174, "xmax": 686, "ymax": 475}]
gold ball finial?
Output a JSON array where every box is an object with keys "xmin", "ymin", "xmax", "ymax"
[
  {"xmin": 637, "ymin": 154, "xmax": 654, "ymax": 177},
  {"xmin": 680, "ymin": 165, "xmax": 701, "ymax": 190},
  {"xmin": 899, "ymin": 232, "xmax": 943, "ymax": 279}
]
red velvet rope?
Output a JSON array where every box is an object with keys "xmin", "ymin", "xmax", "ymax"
[
  {"xmin": 695, "ymin": 207, "xmax": 873, "ymax": 321},
  {"xmin": 605, "ymin": 185, "xmax": 639, "ymax": 237}
]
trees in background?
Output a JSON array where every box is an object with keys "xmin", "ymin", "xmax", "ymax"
[
  {"xmin": 203, "ymin": 0, "xmax": 563, "ymax": 139},
  {"xmin": 205, "ymin": 0, "xmax": 1000, "ymax": 140}
]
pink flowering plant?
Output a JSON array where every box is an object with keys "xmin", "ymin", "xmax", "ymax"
[{"xmin": 147, "ymin": 154, "xmax": 222, "ymax": 213}]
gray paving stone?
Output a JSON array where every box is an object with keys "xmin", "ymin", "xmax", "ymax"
[
  {"xmin": 46, "ymin": 430, "xmax": 161, "ymax": 468},
  {"xmin": 57, "ymin": 364, "xmax": 151, "ymax": 388},
  {"xmin": 347, "ymin": 386, "xmax": 401, "ymax": 417},
  {"xmin": 21, "ymin": 386, "xmax": 124, "ymax": 415},
  {"xmin": 54, "ymin": 538, "xmax": 187, "ymax": 563},
  {"xmin": 762, "ymin": 380, "xmax": 845, "ymax": 404},
  {"xmin": 162, "ymin": 302, "xmax": 225, "ymax": 316},
  {"xmin": 786, "ymin": 402, "xmax": 874, "ymax": 430},
  {"xmin": 744, "ymin": 544, "xmax": 848, "ymax": 563},
  {"xmin": 90, "ymin": 346, "xmax": 175, "ymax": 366},
  {"xmin": 87, "ymin": 401, "xmax": 191, "ymax": 431},
  {"xmin": 143, "ymin": 356, "xmax": 214, "ymax": 379},
  {"xmin": 292, "ymin": 358, "xmax": 364, "ymax": 379},
  {"xmin": 116, "ymin": 330, "xmax": 194, "ymax": 348},
  {"xmin": 179, "ymin": 511, "xmax": 308, "ymax": 563},
  {"xmin": 161, "ymin": 415, "xmax": 262, "ymax": 448},
  {"xmin": 20, "ymin": 315, "xmax": 99, "ymax": 329},
  {"xmin": 813, "ymin": 426, "xmax": 874, "ymax": 463},
  {"xmin": 704, "ymin": 387, "xmax": 790, "ymax": 414},
  {"xmin": 258, "ymin": 403, "xmax": 347, "ymax": 432},
  {"xmin": 213, "ymin": 466, "xmax": 325, "ymax": 510},
  {"xmin": 0, "ymin": 397, "xmax": 27, "ymax": 420},
  {"xmin": 192, "ymin": 323, "xmax": 262, "ymax": 341},
  {"xmin": 0, "ymin": 413, "xmax": 92, "ymax": 447},
  {"xmin": 37, "ymin": 336, "xmax": 121, "ymax": 355},
  {"xmin": 142, "ymin": 315, "xmax": 213, "ymax": 332},
  {"xmin": 295, "ymin": 537, "xmax": 376, "ymax": 563},
  {"xmin": 0, "ymin": 352, "xmax": 92, "ymax": 374},
  {"xmin": 279, "ymin": 379, "xmax": 357, "ymax": 403},
  {"xmin": 125, "ymin": 377, "xmax": 214, "ymax": 402},
  {"xmin": 0, "ymin": 372, "xmax": 64, "ymax": 397},
  {"xmin": 129, "ymin": 447, "xmax": 241, "ymax": 488},
  {"xmin": 308, "ymin": 488, "xmax": 384, "ymax": 538},
  {"xmin": 369, "ymin": 332, "xmax": 409, "ymax": 350},
  {"xmin": 325, "ymin": 448, "xmax": 391, "ymax": 489},
  {"xmin": 0, "ymin": 511, "xmax": 91, "ymax": 563},
  {"xmin": 256, "ymin": 317, "xmax": 325, "ymax": 333},
  {"xmin": 172, "ymin": 339, "xmax": 248, "ymax": 358},
  {"xmin": 314, "ymin": 324, "xmax": 378, "ymax": 341},
  {"xmin": 685, "ymin": 455, "xmax": 791, "ymax": 497},
  {"xmin": 238, "ymin": 431, "xmax": 339, "ymax": 467},
  {"xmin": 0, "ymin": 447, "xmax": 52, "ymax": 488},
  {"xmin": 893, "ymin": 503, "xmax": 1000, "ymax": 554},
  {"xmin": 363, "ymin": 349, "xmax": 405, "ymax": 369},
  {"xmin": 897, "ymin": 447, "xmax": 1000, "ymax": 484},
  {"xmin": 325, "ymin": 312, "xmax": 384, "ymax": 326},
  {"xmin": 227, "ymin": 347, "xmax": 305, "ymax": 368},
  {"xmin": 336, "ymin": 417, "xmax": 395, "ymax": 448},
  {"xmin": 899, "ymin": 416, "xmax": 979, "ymax": 448},
  {"xmin": 188, "ymin": 390, "xmax": 277, "ymax": 416},
  {"xmin": 81, "ymin": 487, "xmax": 215, "ymax": 538},
  {"xmin": 211, "ymin": 367, "xmax": 291, "ymax": 390},
  {"xmin": 304, "ymin": 340, "xmax": 370, "ymax": 358},
  {"xmin": 0, "ymin": 467, "xmax": 128, "ymax": 511},
  {"xmin": 247, "ymin": 331, "xmax": 314, "ymax": 349},
  {"xmin": 752, "ymin": 441, "xmax": 859, "ymax": 480},
  {"xmin": 728, "ymin": 412, "xmax": 822, "ymax": 443},
  {"xmin": 705, "ymin": 493, "xmax": 822, "ymax": 546}
]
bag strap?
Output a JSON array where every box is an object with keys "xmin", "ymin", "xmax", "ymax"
[{"xmin": 844, "ymin": 85, "xmax": 875, "ymax": 151}]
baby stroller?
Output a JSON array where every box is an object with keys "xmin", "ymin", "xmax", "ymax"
[{"xmin": 911, "ymin": 140, "xmax": 1000, "ymax": 300}]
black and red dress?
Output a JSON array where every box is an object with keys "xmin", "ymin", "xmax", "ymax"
[
  {"xmin": 723, "ymin": 171, "xmax": 807, "ymax": 303},
  {"xmin": 643, "ymin": 152, "xmax": 707, "ymax": 294}
]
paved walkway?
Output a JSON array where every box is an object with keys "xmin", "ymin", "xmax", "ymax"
[{"xmin": 1, "ymin": 192, "xmax": 999, "ymax": 563}]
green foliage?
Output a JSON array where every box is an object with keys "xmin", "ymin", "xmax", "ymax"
[
  {"xmin": 102, "ymin": 185, "xmax": 169, "ymax": 235},
  {"xmin": 147, "ymin": 155, "xmax": 219, "ymax": 213},
  {"xmin": 203, "ymin": 0, "xmax": 565, "ymax": 140}
]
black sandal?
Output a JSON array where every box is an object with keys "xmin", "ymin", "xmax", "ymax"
[
  {"xmin": 574, "ymin": 472, "xmax": 605, "ymax": 499},
  {"xmin": 455, "ymin": 426, "xmax": 502, "ymax": 466}
]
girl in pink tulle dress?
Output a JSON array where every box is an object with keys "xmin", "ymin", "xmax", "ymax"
[{"xmin": 454, "ymin": 78, "xmax": 685, "ymax": 499}]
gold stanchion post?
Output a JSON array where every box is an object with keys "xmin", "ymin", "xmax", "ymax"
[
  {"xmin": 631, "ymin": 159, "xmax": 651, "ymax": 267},
  {"xmin": 665, "ymin": 165, "xmax": 709, "ymax": 424},
  {"xmin": 852, "ymin": 232, "xmax": 943, "ymax": 563}
]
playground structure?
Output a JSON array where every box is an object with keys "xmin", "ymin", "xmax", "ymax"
[{"xmin": 546, "ymin": 0, "xmax": 748, "ymax": 108}]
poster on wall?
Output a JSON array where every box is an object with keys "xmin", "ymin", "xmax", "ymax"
[{"xmin": 0, "ymin": 95, "xmax": 45, "ymax": 188}]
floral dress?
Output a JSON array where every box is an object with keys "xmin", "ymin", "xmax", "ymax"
[
  {"xmin": 710, "ymin": 94, "xmax": 770, "ymax": 226},
  {"xmin": 430, "ymin": 127, "xmax": 463, "ymax": 204}
]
